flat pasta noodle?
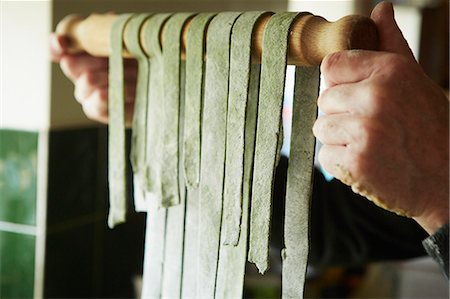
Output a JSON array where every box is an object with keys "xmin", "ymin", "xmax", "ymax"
[
  {"xmin": 215, "ymin": 13, "xmax": 268, "ymax": 296},
  {"xmin": 181, "ymin": 12, "xmax": 217, "ymax": 299},
  {"xmin": 140, "ymin": 13, "xmax": 172, "ymax": 299},
  {"xmin": 160, "ymin": 12, "xmax": 196, "ymax": 298},
  {"xmin": 248, "ymin": 12, "xmax": 301, "ymax": 274},
  {"xmin": 144, "ymin": 13, "xmax": 173, "ymax": 198},
  {"xmin": 107, "ymin": 13, "xmax": 134, "ymax": 228},
  {"xmin": 160, "ymin": 13, "xmax": 197, "ymax": 207},
  {"xmin": 183, "ymin": 13, "xmax": 216, "ymax": 190},
  {"xmin": 221, "ymin": 11, "xmax": 273, "ymax": 247},
  {"xmin": 126, "ymin": 13, "xmax": 153, "ymax": 212},
  {"xmin": 282, "ymin": 66, "xmax": 319, "ymax": 299},
  {"xmin": 197, "ymin": 11, "xmax": 243, "ymax": 298}
]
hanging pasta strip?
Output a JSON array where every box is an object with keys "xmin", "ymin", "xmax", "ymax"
[
  {"xmin": 160, "ymin": 13, "xmax": 196, "ymax": 207},
  {"xmin": 160, "ymin": 12, "xmax": 197, "ymax": 298},
  {"xmin": 181, "ymin": 12, "xmax": 217, "ymax": 299},
  {"xmin": 282, "ymin": 66, "xmax": 319, "ymax": 298},
  {"xmin": 107, "ymin": 13, "xmax": 134, "ymax": 228},
  {"xmin": 140, "ymin": 13, "xmax": 171, "ymax": 299},
  {"xmin": 197, "ymin": 12, "xmax": 242, "ymax": 298},
  {"xmin": 183, "ymin": 13, "xmax": 215, "ymax": 190},
  {"xmin": 216, "ymin": 12, "xmax": 271, "ymax": 299},
  {"xmin": 144, "ymin": 13, "xmax": 172, "ymax": 197},
  {"xmin": 221, "ymin": 11, "xmax": 273, "ymax": 247},
  {"xmin": 248, "ymin": 12, "xmax": 302, "ymax": 273},
  {"xmin": 125, "ymin": 13, "xmax": 153, "ymax": 212}
]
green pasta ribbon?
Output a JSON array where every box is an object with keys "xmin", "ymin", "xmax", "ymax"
[
  {"xmin": 160, "ymin": 13, "xmax": 196, "ymax": 207},
  {"xmin": 126, "ymin": 13, "xmax": 153, "ymax": 212},
  {"xmin": 282, "ymin": 66, "xmax": 319, "ymax": 299},
  {"xmin": 221, "ymin": 12, "xmax": 273, "ymax": 247},
  {"xmin": 160, "ymin": 12, "xmax": 196, "ymax": 298},
  {"xmin": 107, "ymin": 13, "xmax": 134, "ymax": 229},
  {"xmin": 140, "ymin": 13, "xmax": 172, "ymax": 299},
  {"xmin": 197, "ymin": 11, "xmax": 242, "ymax": 299},
  {"xmin": 248, "ymin": 12, "xmax": 301, "ymax": 274},
  {"xmin": 183, "ymin": 13, "xmax": 216, "ymax": 190},
  {"xmin": 216, "ymin": 13, "xmax": 270, "ymax": 298},
  {"xmin": 142, "ymin": 13, "xmax": 172, "ymax": 200},
  {"xmin": 181, "ymin": 12, "xmax": 217, "ymax": 299}
]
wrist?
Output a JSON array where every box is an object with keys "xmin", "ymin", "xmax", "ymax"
[{"xmin": 414, "ymin": 208, "xmax": 449, "ymax": 235}]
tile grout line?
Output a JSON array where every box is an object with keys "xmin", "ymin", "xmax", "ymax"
[{"xmin": 0, "ymin": 221, "xmax": 37, "ymax": 235}]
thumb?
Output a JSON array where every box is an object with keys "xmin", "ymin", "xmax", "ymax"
[{"xmin": 371, "ymin": 1, "xmax": 415, "ymax": 61}]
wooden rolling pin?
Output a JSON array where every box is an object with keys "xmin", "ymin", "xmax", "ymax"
[{"xmin": 56, "ymin": 12, "xmax": 378, "ymax": 66}]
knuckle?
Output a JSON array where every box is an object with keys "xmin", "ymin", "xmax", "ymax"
[
  {"xmin": 60, "ymin": 56, "xmax": 78, "ymax": 79},
  {"xmin": 82, "ymin": 101, "xmax": 107, "ymax": 121},
  {"xmin": 97, "ymin": 88, "xmax": 108, "ymax": 102},
  {"xmin": 317, "ymin": 146, "xmax": 331, "ymax": 169},
  {"xmin": 381, "ymin": 53, "xmax": 410, "ymax": 76},
  {"xmin": 317, "ymin": 88, "xmax": 331, "ymax": 110},
  {"xmin": 313, "ymin": 116, "xmax": 331, "ymax": 142},
  {"xmin": 364, "ymin": 85, "xmax": 386, "ymax": 116},
  {"xmin": 312, "ymin": 117, "xmax": 323, "ymax": 135},
  {"xmin": 74, "ymin": 86, "xmax": 84, "ymax": 104},
  {"xmin": 60, "ymin": 55, "xmax": 76, "ymax": 70},
  {"xmin": 352, "ymin": 118, "xmax": 374, "ymax": 151},
  {"xmin": 321, "ymin": 52, "xmax": 342, "ymax": 75},
  {"xmin": 81, "ymin": 71, "xmax": 96, "ymax": 86},
  {"xmin": 347, "ymin": 147, "xmax": 368, "ymax": 178}
]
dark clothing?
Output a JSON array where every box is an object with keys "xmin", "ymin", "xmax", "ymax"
[
  {"xmin": 273, "ymin": 157, "xmax": 448, "ymax": 277},
  {"xmin": 423, "ymin": 223, "xmax": 449, "ymax": 278}
]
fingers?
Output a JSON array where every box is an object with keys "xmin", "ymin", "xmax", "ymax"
[
  {"xmin": 318, "ymin": 80, "xmax": 394, "ymax": 120},
  {"xmin": 74, "ymin": 71, "xmax": 108, "ymax": 103},
  {"xmin": 49, "ymin": 34, "xmax": 71, "ymax": 62},
  {"xmin": 321, "ymin": 2, "xmax": 418, "ymax": 88},
  {"xmin": 81, "ymin": 89, "xmax": 108, "ymax": 123},
  {"xmin": 81, "ymin": 90, "xmax": 135, "ymax": 125},
  {"xmin": 317, "ymin": 145, "xmax": 348, "ymax": 179},
  {"xmin": 370, "ymin": 1, "xmax": 415, "ymax": 60},
  {"xmin": 313, "ymin": 114, "xmax": 366, "ymax": 146},
  {"xmin": 60, "ymin": 54, "xmax": 109, "ymax": 81}
]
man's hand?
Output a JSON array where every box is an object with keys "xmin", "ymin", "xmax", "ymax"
[
  {"xmin": 49, "ymin": 34, "xmax": 137, "ymax": 125},
  {"xmin": 313, "ymin": 1, "xmax": 449, "ymax": 234}
]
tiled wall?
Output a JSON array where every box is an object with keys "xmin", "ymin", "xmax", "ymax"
[
  {"xmin": 0, "ymin": 128, "xmax": 146, "ymax": 298},
  {"xmin": 0, "ymin": 130, "xmax": 38, "ymax": 298}
]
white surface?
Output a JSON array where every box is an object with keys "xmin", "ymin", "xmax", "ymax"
[
  {"xmin": 393, "ymin": 5, "xmax": 422, "ymax": 60},
  {"xmin": 1, "ymin": 1, "xmax": 52, "ymax": 130},
  {"xmin": 288, "ymin": 0, "xmax": 353, "ymax": 20}
]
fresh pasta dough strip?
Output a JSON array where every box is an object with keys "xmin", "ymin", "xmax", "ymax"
[
  {"xmin": 181, "ymin": 12, "xmax": 217, "ymax": 299},
  {"xmin": 197, "ymin": 12, "xmax": 242, "ymax": 298},
  {"xmin": 248, "ymin": 12, "xmax": 301, "ymax": 274},
  {"xmin": 143, "ymin": 13, "xmax": 172, "ymax": 198},
  {"xmin": 159, "ymin": 12, "xmax": 196, "ymax": 298},
  {"xmin": 107, "ymin": 13, "xmax": 134, "ymax": 228},
  {"xmin": 282, "ymin": 66, "xmax": 319, "ymax": 299},
  {"xmin": 183, "ymin": 13, "xmax": 216, "ymax": 190},
  {"xmin": 140, "ymin": 13, "xmax": 171, "ymax": 298},
  {"xmin": 216, "ymin": 61, "xmax": 262, "ymax": 299},
  {"xmin": 160, "ymin": 13, "xmax": 196, "ymax": 207},
  {"xmin": 222, "ymin": 11, "xmax": 272, "ymax": 247},
  {"xmin": 125, "ymin": 13, "xmax": 153, "ymax": 212}
]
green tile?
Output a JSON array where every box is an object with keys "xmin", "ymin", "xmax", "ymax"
[
  {"xmin": 0, "ymin": 129, "xmax": 38, "ymax": 225},
  {"xmin": 0, "ymin": 231, "xmax": 35, "ymax": 298}
]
